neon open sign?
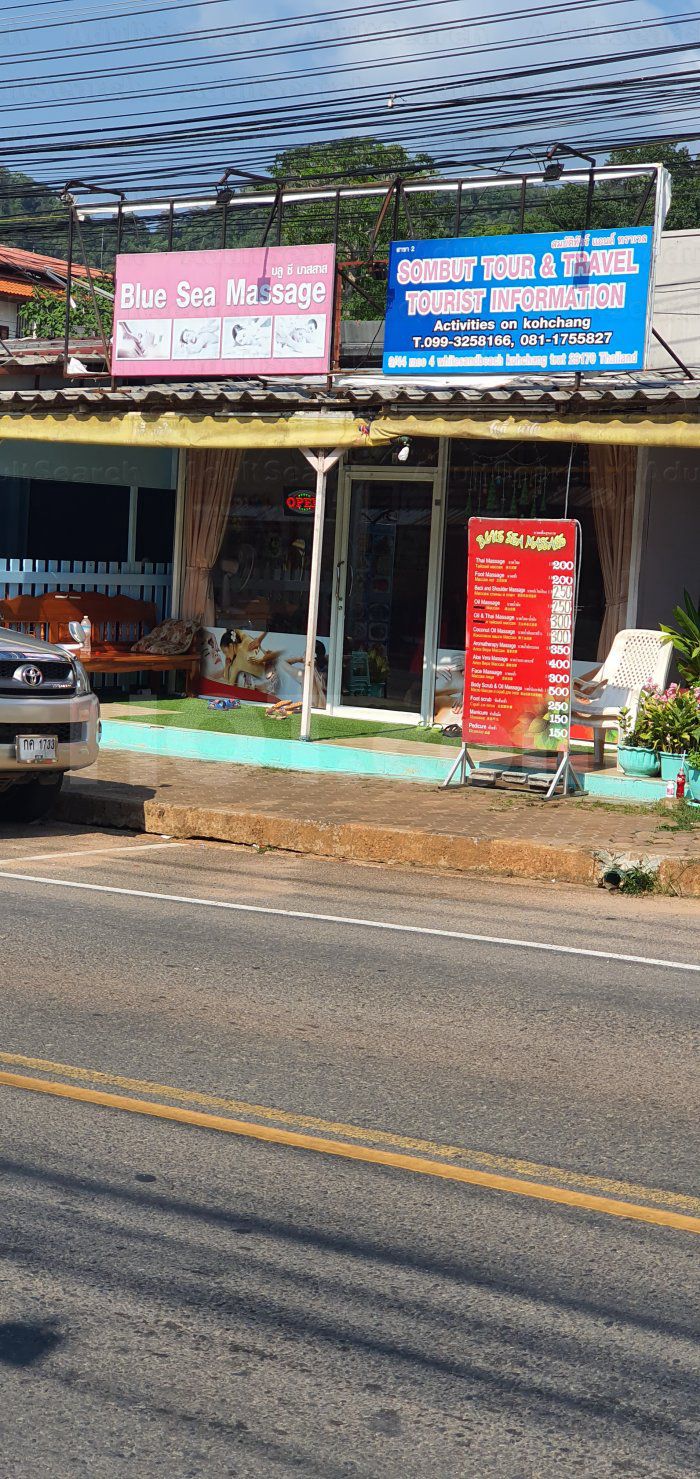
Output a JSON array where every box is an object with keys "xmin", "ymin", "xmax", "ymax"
[{"xmin": 284, "ymin": 492, "xmax": 316, "ymax": 514}]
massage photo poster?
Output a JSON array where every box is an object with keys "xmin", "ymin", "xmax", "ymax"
[
  {"xmin": 111, "ymin": 242, "xmax": 336, "ymax": 377},
  {"xmin": 199, "ymin": 627, "xmax": 329, "ymax": 708}
]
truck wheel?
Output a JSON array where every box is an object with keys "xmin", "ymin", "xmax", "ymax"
[{"xmin": 0, "ymin": 775, "xmax": 64, "ymax": 823}]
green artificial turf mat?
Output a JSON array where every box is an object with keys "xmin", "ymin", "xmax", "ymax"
[{"xmin": 106, "ymin": 697, "xmax": 458, "ymax": 745}]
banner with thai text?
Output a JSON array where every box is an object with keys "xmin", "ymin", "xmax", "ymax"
[
  {"xmin": 112, "ymin": 243, "xmax": 336, "ymax": 378},
  {"xmin": 463, "ymin": 517, "xmax": 578, "ymax": 751},
  {"xmin": 384, "ymin": 228, "xmax": 653, "ymax": 376}
]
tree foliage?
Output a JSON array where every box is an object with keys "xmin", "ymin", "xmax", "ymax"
[
  {"xmin": 20, "ymin": 280, "xmax": 113, "ymax": 339},
  {"xmin": 0, "ymin": 167, "xmax": 69, "ymax": 258},
  {"xmin": 521, "ymin": 144, "xmax": 700, "ymax": 235},
  {"xmin": 5, "ymin": 139, "xmax": 700, "ymax": 338},
  {"xmin": 268, "ymin": 137, "xmax": 438, "ymax": 318}
]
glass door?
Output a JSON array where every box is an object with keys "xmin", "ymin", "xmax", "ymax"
[{"xmin": 327, "ymin": 470, "xmax": 437, "ymax": 719}]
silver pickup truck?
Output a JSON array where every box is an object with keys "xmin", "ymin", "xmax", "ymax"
[{"xmin": 0, "ymin": 625, "xmax": 100, "ymax": 822}]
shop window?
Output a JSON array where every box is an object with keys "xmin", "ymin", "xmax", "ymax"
[
  {"xmin": 0, "ymin": 475, "xmax": 30, "ymax": 557},
  {"xmin": 201, "ymin": 450, "xmax": 338, "ymax": 706},
  {"xmin": 436, "ymin": 443, "xmax": 605, "ymax": 723},
  {"xmin": 26, "ymin": 480, "xmax": 130, "ymax": 562},
  {"xmin": 135, "ymin": 486, "xmax": 176, "ymax": 563},
  {"xmin": 212, "ymin": 450, "xmax": 337, "ymax": 637}
]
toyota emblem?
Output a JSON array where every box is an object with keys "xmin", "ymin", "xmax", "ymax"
[{"xmin": 18, "ymin": 665, "xmax": 43, "ymax": 687}]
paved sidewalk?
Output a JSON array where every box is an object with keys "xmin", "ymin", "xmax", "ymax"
[{"xmin": 57, "ymin": 748, "xmax": 700, "ymax": 895}]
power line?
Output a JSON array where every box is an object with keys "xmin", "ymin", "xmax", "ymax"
[
  {"xmin": 3, "ymin": 26, "xmax": 700, "ymax": 158},
  {"xmin": 0, "ymin": 3, "xmax": 693, "ymax": 131},
  {"xmin": 0, "ymin": 34, "xmax": 692, "ymax": 151},
  {"xmin": 5, "ymin": 33, "xmax": 700, "ymax": 163},
  {"xmin": 0, "ymin": 0, "xmax": 477, "ymax": 48},
  {"xmin": 1, "ymin": 0, "xmax": 239, "ymax": 34},
  {"xmin": 0, "ymin": 0, "xmax": 649, "ymax": 81},
  {"xmin": 0, "ymin": 0, "xmax": 696, "ymax": 203}
]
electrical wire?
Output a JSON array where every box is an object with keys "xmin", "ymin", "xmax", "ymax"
[
  {"xmin": 0, "ymin": 3, "xmax": 678, "ymax": 124},
  {"xmin": 0, "ymin": 0, "xmax": 697, "ymax": 204},
  {"xmin": 0, "ymin": 0, "xmax": 670, "ymax": 85},
  {"xmin": 0, "ymin": 0, "xmax": 637, "ymax": 63},
  {"xmin": 1, "ymin": 4, "xmax": 695, "ymax": 140},
  {"xmin": 4, "ymin": 29, "xmax": 700, "ymax": 167}
]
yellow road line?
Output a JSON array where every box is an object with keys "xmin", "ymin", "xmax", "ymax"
[
  {"xmin": 1, "ymin": 1068, "xmax": 699, "ymax": 1236},
  {"xmin": 0, "ymin": 1049, "xmax": 697, "ymax": 1218}
]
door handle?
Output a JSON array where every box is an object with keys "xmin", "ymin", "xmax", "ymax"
[{"xmin": 335, "ymin": 560, "xmax": 345, "ymax": 600}]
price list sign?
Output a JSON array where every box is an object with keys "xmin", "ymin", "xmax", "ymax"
[{"xmin": 463, "ymin": 517, "xmax": 578, "ymax": 752}]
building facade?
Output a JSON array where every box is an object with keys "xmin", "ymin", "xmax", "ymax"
[{"xmin": 0, "ymin": 226, "xmax": 697, "ymax": 724}]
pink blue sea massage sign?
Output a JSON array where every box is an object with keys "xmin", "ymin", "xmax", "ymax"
[{"xmin": 111, "ymin": 242, "xmax": 336, "ymax": 378}]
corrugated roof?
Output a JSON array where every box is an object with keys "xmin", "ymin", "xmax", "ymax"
[
  {"xmin": 0, "ymin": 245, "xmax": 93, "ymax": 280},
  {"xmin": 0, "ymin": 335, "xmax": 108, "ymax": 370},
  {"xmin": 0, "ymin": 370, "xmax": 699, "ymax": 414}
]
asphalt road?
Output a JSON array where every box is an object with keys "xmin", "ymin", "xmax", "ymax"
[{"xmin": 0, "ymin": 821, "xmax": 698, "ymax": 1477}]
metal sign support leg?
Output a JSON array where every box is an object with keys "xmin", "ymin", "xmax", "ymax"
[
  {"xmin": 545, "ymin": 747, "xmax": 584, "ymax": 799},
  {"xmin": 441, "ymin": 744, "xmax": 582, "ymax": 794},
  {"xmin": 299, "ymin": 446, "xmax": 344, "ymax": 742},
  {"xmin": 441, "ymin": 743, "xmax": 475, "ymax": 788}
]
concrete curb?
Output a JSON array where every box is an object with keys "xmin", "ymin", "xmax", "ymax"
[{"xmin": 56, "ymin": 785, "xmax": 700, "ymax": 895}]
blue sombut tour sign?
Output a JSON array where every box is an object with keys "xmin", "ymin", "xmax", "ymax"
[{"xmin": 383, "ymin": 227, "xmax": 654, "ymax": 376}]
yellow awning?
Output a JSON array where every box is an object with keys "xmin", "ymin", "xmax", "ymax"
[
  {"xmin": 0, "ymin": 405, "xmax": 699, "ymax": 449},
  {"xmin": 0, "ymin": 410, "xmax": 366, "ymax": 451},
  {"xmin": 370, "ymin": 411, "xmax": 700, "ymax": 449}
]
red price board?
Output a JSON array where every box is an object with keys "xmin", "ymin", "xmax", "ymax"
[{"xmin": 463, "ymin": 517, "xmax": 577, "ymax": 752}]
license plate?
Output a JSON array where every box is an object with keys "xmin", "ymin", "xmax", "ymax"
[{"xmin": 16, "ymin": 734, "xmax": 58, "ymax": 765}]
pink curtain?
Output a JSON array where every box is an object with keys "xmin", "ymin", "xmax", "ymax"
[
  {"xmin": 588, "ymin": 444, "xmax": 637, "ymax": 660},
  {"xmin": 181, "ymin": 449, "xmax": 242, "ymax": 624}
]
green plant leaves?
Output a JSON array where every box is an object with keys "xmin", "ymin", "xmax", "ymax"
[{"xmin": 659, "ymin": 591, "xmax": 700, "ymax": 685}]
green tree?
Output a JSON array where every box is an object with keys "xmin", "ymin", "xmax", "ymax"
[
  {"xmin": 522, "ymin": 143, "xmax": 700, "ymax": 235},
  {"xmin": 269, "ymin": 137, "xmax": 438, "ymax": 318},
  {"xmin": 607, "ymin": 144, "xmax": 700, "ymax": 231},
  {"xmin": 20, "ymin": 279, "xmax": 112, "ymax": 339},
  {"xmin": 270, "ymin": 136, "xmax": 434, "ymax": 189},
  {"xmin": 0, "ymin": 167, "xmax": 69, "ymax": 257}
]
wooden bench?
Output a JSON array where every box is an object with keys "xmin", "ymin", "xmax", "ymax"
[{"xmin": 0, "ymin": 592, "xmax": 201, "ymax": 695}]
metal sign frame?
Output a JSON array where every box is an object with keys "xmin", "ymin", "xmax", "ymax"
[{"xmin": 60, "ymin": 162, "xmax": 672, "ymax": 380}]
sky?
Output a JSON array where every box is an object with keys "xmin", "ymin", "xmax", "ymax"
[{"xmin": 0, "ymin": 0, "xmax": 699, "ymax": 193}]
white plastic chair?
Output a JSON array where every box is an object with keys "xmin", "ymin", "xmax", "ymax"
[{"xmin": 570, "ymin": 628, "xmax": 672, "ymax": 766}]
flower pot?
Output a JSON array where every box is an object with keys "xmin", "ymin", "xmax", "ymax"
[
  {"xmin": 660, "ymin": 751, "xmax": 685, "ymax": 781},
  {"xmin": 685, "ymin": 764, "xmax": 700, "ymax": 802},
  {"xmin": 617, "ymin": 745, "xmax": 660, "ymax": 777}
]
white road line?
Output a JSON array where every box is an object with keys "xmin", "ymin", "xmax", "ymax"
[
  {"xmin": 0, "ymin": 840, "xmax": 186, "ymax": 867},
  {"xmin": 0, "ymin": 870, "xmax": 698, "ymax": 973}
]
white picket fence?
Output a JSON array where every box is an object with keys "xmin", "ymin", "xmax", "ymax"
[{"xmin": 0, "ymin": 559, "xmax": 173, "ymax": 622}]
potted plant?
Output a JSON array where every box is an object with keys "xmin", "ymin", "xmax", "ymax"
[
  {"xmin": 616, "ymin": 696, "xmax": 660, "ymax": 777},
  {"xmin": 660, "ymin": 591, "xmax": 700, "ymax": 685},
  {"xmin": 654, "ymin": 685, "xmax": 700, "ymax": 779},
  {"xmin": 618, "ymin": 685, "xmax": 700, "ymax": 779},
  {"xmin": 685, "ymin": 747, "xmax": 700, "ymax": 803}
]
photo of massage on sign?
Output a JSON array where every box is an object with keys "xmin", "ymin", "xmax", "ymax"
[
  {"xmin": 200, "ymin": 628, "xmax": 328, "ymax": 708},
  {"xmin": 115, "ymin": 319, "xmax": 173, "ymax": 360},
  {"xmin": 172, "ymin": 317, "xmax": 221, "ymax": 358},
  {"xmin": 221, "ymin": 316, "xmax": 273, "ymax": 358}
]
